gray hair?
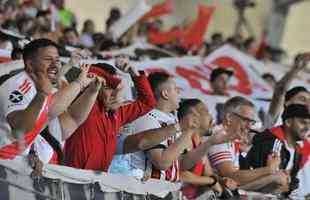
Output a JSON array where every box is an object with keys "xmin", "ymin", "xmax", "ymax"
[{"xmin": 223, "ymin": 96, "xmax": 255, "ymax": 115}]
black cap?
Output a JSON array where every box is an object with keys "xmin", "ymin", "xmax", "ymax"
[
  {"xmin": 282, "ymin": 104, "xmax": 310, "ymax": 122},
  {"xmin": 210, "ymin": 68, "xmax": 234, "ymax": 82},
  {"xmin": 285, "ymin": 86, "xmax": 308, "ymax": 102}
]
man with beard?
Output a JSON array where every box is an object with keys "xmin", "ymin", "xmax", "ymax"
[
  {"xmin": 177, "ymin": 99, "xmax": 239, "ymax": 199},
  {"xmin": 127, "ymin": 72, "xmax": 238, "ymax": 187},
  {"xmin": 0, "ymin": 38, "xmax": 101, "ymax": 165},
  {"xmin": 247, "ymin": 104, "xmax": 310, "ymax": 198}
]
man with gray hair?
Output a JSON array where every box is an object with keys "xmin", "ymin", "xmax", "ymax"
[{"xmin": 208, "ymin": 96, "xmax": 289, "ymax": 193}]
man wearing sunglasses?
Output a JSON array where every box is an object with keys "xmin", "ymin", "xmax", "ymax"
[{"xmin": 208, "ymin": 96, "xmax": 288, "ymax": 192}]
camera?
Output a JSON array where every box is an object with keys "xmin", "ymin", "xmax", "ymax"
[{"xmin": 234, "ymin": 0, "xmax": 256, "ymax": 9}]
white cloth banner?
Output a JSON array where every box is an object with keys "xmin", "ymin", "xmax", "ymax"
[
  {"xmin": 204, "ymin": 45, "xmax": 274, "ymax": 98},
  {"xmin": 100, "ymin": 41, "xmax": 176, "ymax": 58},
  {"xmin": 134, "ymin": 54, "xmax": 273, "ymax": 99},
  {"xmin": 0, "ymin": 159, "xmax": 180, "ymax": 197},
  {"xmin": 109, "ymin": 0, "xmax": 151, "ymax": 41}
]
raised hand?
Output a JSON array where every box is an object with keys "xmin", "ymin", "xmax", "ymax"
[
  {"xmin": 88, "ymin": 76, "xmax": 105, "ymax": 93},
  {"xmin": 68, "ymin": 50, "xmax": 83, "ymax": 67},
  {"xmin": 294, "ymin": 52, "xmax": 310, "ymax": 70},
  {"xmin": 69, "ymin": 49, "xmax": 91, "ymax": 66},
  {"xmin": 114, "ymin": 57, "xmax": 139, "ymax": 76},
  {"xmin": 76, "ymin": 63, "xmax": 94, "ymax": 90}
]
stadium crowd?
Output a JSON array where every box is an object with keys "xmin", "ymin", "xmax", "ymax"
[{"xmin": 0, "ymin": 0, "xmax": 309, "ymax": 199}]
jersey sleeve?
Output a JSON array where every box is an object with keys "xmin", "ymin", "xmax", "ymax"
[
  {"xmin": 208, "ymin": 142, "xmax": 233, "ymax": 166},
  {"xmin": 131, "ymin": 113, "xmax": 160, "ymax": 134},
  {"xmin": 0, "ymin": 73, "xmax": 36, "ymax": 118}
]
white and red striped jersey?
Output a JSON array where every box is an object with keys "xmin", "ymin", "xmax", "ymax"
[
  {"xmin": 208, "ymin": 125, "xmax": 240, "ymax": 169},
  {"xmin": 129, "ymin": 109, "xmax": 180, "ymax": 182},
  {"xmin": 0, "ymin": 71, "xmax": 60, "ymax": 164}
]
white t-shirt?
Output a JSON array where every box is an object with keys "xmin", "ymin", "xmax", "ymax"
[
  {"xmin": 128, "ymin": 109, "xmax": 179, "ymax": 181},
  {"xmin": 296, "ymin": 158, "xmax": 310, "ymax": 199},
  {"xmin": 0, "ymin": 71, "xmax": 61, "ymax": 163},
  {"xmin": 208, "ymin": 125, "xmax": 240, "ymax": 169}
]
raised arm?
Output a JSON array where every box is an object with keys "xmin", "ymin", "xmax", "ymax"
[
  {"xmin": 60, "ymin": 65, "xmax": 103, "ymax": 140},
  {"xmin": 180, "ymin": 127, "xmax": 240, "ymax": 171},
  {"xmin": 146, "ymin": 115, "xmax": 199, "ymax": 170},
  {"xmin": 122, "ymin": 124, "xmax": 179, "ymax": 154},
  {"xmin": 7, "ymin": 71, "xmax": 53, "ymax": 137},
  {"xmin": 48, "ymin": 63, "xmax": 94, "ymax": 120},
  {"xmin": 268, "ymin": 53, "xmax": 310, "ymax": 125},
  {"xmin": 7, "ymin": 63, "xmax": 93, "ymax": 137},
  {"xmin": 114, "ymin": 58, "xmax": 156, "ymax": 125},
  {"xmin": 147, "ymin": 129, "xmax": 192, "ymax": 170}
]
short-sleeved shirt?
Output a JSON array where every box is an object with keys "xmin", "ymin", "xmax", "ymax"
[
  {"xmin": 108, "ymin": 125, "xmax": 134, "ymax": 176},
  {"xmin": 0, "ymin": 71, "xmax": 60, "ymax": 163},
  {"xmin": 208, "ymin": 125, "xmax": 240, "ymax": 169},
  {"xmin": 128, "ymin": 109, "xmax": 180, "ymax": 182}
]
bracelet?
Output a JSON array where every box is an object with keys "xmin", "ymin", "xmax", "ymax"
[{"xmin": 208, "ymin": 175, "xmax": 218, "ymax": 187}]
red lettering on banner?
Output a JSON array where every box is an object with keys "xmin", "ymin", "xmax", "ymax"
[
  {"xmin": 175, "ymin": 66, "xmax": 213, "ymax": 95},
  {"xmin": 208, "ymin": 56, "xmax": 253, "ymax": 95}
]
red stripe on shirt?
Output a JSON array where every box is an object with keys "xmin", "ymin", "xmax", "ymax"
[
  {"xmin": 209, "ymin": 151, "xmax": 232, "ymax": 160},
  {"xmin": 18, "ymin": 79, "xmax": 29, "ymax": 90},
  {"xmin": 212, "ymin": 155, "xmax": 232, "ymax": 163},
  {"xmin": 48, "ymin": 151, "xmax": 59, "ymax": 165},
  {"xmin": 0, "ymin": 94, "xmax": 53, "ymax": 159},
  {"xmin": 22, "ymin": 84, "xmax": 32, "ymax": 94},
  {"xmin": 20, "ymin": 81, "xmax": 31, "ymax": 92}
]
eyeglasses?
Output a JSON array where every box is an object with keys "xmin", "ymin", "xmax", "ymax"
[{"xmin": 232, "ymin": 112, "xmax": 256, "ymax": 126}]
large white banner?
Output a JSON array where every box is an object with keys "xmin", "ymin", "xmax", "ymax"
[
  {"xmin": 205, "ymin": 45, "xmax": 309, "ymax": 90},
  {"xmin": 134, "ymin": 54, "xmax": 273, "ymax": 99},
  {"xmin": 133, "ymin": 56, "xmax": 271, "ymax": 125},
  {"xmin": 204, "ymin": 45, "xmax": 274, "ymax": 99}
]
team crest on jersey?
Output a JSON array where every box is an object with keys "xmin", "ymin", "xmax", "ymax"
[
  {"xmin": 9, "ymin": 79, "xmax": 32, "ymax": 104},
  {"xmin": 9, "ymin": 90, "xmax": 24, "ymax": 103}
]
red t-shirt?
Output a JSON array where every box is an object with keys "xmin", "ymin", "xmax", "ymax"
[
  {"xmin": 64, "ymin": 74, "xmax": 156, "ymax": 171},
  {"xmin": 181, "ymin": 137, "xmax": 205, "ymax": 199}
]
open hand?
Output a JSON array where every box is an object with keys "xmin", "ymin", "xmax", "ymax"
[
  {"xmin": 76, "ymin": 63, "xmax": 94, "ymax": 89},
  {"xmin": 294, "ymin": 52, "xmax": 310, "ymax": 70},
  {"xmin": 88, "ymin": 76, "xmax": 105, "ymax": 93}
]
